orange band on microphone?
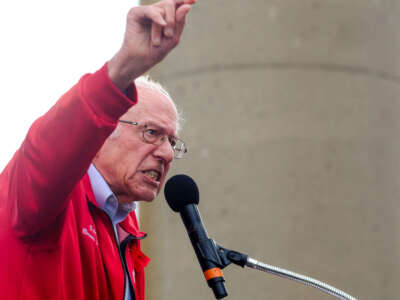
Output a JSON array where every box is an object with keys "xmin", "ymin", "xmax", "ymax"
[{"xmin": 203, "ymin": 268, "xmax": 223, "ymax": 281}]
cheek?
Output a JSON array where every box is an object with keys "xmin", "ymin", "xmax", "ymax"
[
  {"xmin": 125, "ymin": 148, "xmax": 154, "ymax": 178},
  {"xmin": 126, "ymin": 164, "xmax": 140, "ymax": 180}
]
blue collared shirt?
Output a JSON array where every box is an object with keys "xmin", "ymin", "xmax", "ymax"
[
  {"xmin": 88, "ymin": 164, "xmax": 136, "ymax": 300},
  {"xmin": 88, "ymin": 164, "xmax": 136, "ymax": 226}
]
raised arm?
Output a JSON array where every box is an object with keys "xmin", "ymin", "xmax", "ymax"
[{"xmin": 2, "ymin": 0, "xmax": 196, "ymax": 237}]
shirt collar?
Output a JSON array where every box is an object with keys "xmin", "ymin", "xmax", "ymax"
[{"xmin": 88, "ymin": 164, "xmax": 136, "ymax": 224}]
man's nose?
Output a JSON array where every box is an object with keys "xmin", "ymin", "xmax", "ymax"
[{"xmin": 154, "ymin": 139, "xmax": 174, "ymax": 163}]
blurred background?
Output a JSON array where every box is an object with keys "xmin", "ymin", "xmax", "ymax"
[
  {"xmin": 140, "ymin": 1, "xmax": 400, "ymax": 300},
  {"xmin": 1, "ymin": 0, "xmax": 400, "ymax": 299}
]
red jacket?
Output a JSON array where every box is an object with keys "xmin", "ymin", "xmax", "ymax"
[{"xmin": 0, "ymin": 64, "xmax": 150, "ymax": 300}]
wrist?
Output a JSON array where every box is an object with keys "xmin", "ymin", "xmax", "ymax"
[{"xmin": 107, "ymin": 56, "xmax": 133, "ymax": 91}]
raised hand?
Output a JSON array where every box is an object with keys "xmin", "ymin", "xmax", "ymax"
[{"xmin": 108, "ymin": 0, "xmax": 196, "ymax": 91}]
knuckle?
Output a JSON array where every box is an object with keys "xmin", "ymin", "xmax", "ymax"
[{"xmin": 127, "ymin": 7, "xmax": 136, "ymax": 18}]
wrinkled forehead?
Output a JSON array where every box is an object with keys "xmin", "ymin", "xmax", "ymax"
[{"xmin": 124, "ymin": 85, "xmax": 178, "ymax": 135}]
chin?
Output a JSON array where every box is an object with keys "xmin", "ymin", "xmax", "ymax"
[
  {"xmin": 132, "ymin": 190, "xmax": 158, "ymax": 203},
  {"xmin": 127, "ymin": 179, "xmax": 159, "ymax": 202}
]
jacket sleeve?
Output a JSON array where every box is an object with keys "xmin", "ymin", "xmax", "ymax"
[{"xmin": 4, "ymin": 63, "xmax": 137, "ymax": 238}]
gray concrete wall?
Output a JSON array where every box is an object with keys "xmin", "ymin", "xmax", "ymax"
[{"xmin": 139, "ymin": 1, "xmax": 400, "ymax": 299}]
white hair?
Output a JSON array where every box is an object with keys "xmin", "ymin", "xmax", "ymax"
[
  {"xmin": 110, "ymin": 76, "xmax": 183, "ymax": 139},
  {"xmin": 135, "ymin": 75, "xmax": 182, "ymax": 133}
]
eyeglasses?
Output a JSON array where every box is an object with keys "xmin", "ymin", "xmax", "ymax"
[{"xmin": 119, "ymin": 120, "xmax": 187, "ymax": 159}]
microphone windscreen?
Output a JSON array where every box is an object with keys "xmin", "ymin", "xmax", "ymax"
[{"xmin": 164, "ymin": 174, "xmax": 199, "ymax": 212}]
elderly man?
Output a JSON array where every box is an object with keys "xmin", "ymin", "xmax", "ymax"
[{"xmin": 0, "ymin": 1, "xmax": 194, "ymax": 299}]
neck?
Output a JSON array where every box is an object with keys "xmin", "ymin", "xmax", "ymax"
[{"xmin": 115, "ymin": 193, "xmax": 136, "ymax": 205}]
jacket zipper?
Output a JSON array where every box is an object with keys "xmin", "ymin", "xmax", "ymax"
[
  {"xmin": 106, "ymin": 214, "xmax": 136, "ymax": 300},
  {"xmin": 88, "ymin": 201, "xmax": 146, "ymax": 300},
  {"xmin": 89, "ymin": 202, "xmax": 137, "ymax": 300},
  {"xmin": 120, "ymin": 235, "xmax": 136, "ymax": 299},
  {"xmin": 117, "ymin": 229, "xmax": 147, "ymax": 299}
]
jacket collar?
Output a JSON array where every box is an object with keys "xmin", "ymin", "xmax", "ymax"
[{"xmin": 82, "ymin": 172, "xmax": 146, "ymax": 239}]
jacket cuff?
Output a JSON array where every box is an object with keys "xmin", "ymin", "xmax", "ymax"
[{"xmin": 79, "ymin": 62, "xmax": 138, "ymax": 124}]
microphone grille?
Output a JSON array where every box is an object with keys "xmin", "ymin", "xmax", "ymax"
[{"xmin": 164, "ymin": 174, "xmax": 199, "ymax": 212}]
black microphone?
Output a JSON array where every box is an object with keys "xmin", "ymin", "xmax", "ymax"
[{"xmin": 164, "ymin": 174, "xmax": 228, "ymax": 299}]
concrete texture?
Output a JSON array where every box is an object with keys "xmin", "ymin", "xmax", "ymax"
[{"xmin": 139, "ymin": 1, "xmax": 400, "ymax": 299}]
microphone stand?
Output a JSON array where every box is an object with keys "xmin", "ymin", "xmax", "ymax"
[{"xmin": 204, "ymin": 240, "xmax": 358, "ymax": 300}]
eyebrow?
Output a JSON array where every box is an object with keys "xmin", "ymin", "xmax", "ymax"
[
  {"xmin": 143, "ymin": 121, "xmax": 178, "ymax": 138},
  {"xmin": 143, "ymin": 121, "xmax": 160, "ymax": 128}
]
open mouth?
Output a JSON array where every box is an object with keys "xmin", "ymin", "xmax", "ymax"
[{"xmin": 143, "ymin": 170, "xmax": 161, "ymax": 182}]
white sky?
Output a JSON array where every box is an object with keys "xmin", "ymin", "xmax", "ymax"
[{"xmin": 0, "ymin": 0, "xmax": 139, "ymax": 170}]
